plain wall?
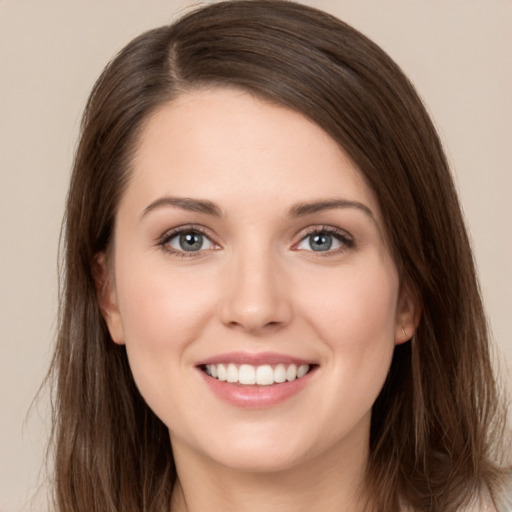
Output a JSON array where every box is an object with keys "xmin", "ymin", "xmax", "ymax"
[{"xmin": 1, "ymin": 1, "xmax": 510, "ymax": 510}]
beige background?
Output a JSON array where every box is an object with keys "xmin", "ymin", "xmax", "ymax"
[{"xmin": 1, "ymin": 1, "xmax": 510, "ymax": 510}]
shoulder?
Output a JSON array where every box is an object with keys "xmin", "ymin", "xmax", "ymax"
[
  {"xmin": 494, "ymin": 474, "xmax": 512, "ymax": 512},
  {"xmin": 459, "ymin": 477, "xmax": 512, "ymax": 512},
  {"xmin": 456, "ymin": 484, "xmax": 511, "ymax": 512},
  {"xmin": 465, "ymin": 495, "xmax": 497, "ymax": 512},
  {"xmin": 400, "ymin": 479, "xmax": 512, "ymax": 512}
]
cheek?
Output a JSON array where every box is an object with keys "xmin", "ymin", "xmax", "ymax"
[
  {"xmin": 300, "ymin": 260, "xmax": 399, "ymax": 403},
  {"xmin": 116, "ymin": 252, "xmax": 216, "ymax": 343},
  {"xmin": 305, "ymin": 260, "xmax": 398, "ymax": 340},
  {"xmin": 113, "ymin": 254, "xmax": 218, "ymax": 400}
]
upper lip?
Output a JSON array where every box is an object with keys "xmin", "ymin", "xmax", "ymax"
[{"xmin": 196, "ymin": 351, "xmax": 316, "ymax": 367}]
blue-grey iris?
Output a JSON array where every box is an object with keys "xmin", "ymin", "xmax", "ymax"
[
  {"xmin": 180, "ymin": 232, "xmax": 203, "ymax": 251},
  {"xmin": 310, "ymin": 233, "xmax": 332, "ymax": 251}
]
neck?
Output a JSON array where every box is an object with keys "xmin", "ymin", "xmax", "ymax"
[{"xmin": 170, "ymin": 419, "xmax": 373, "ymax": 512}]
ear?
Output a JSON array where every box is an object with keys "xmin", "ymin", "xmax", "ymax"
[
  {"xmin": 394, "ymin": 282, "xmax": 421, "ymax": 345},
  {"xmin": 93, "ymin": 252, "xmax": 125, "ymax": 345}
]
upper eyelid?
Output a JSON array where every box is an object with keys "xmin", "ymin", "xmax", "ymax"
[
  {"xmin": 156, "ymin": 224, "xmax": 353, "ymax": 251},
  {"xmin": 157, "ymin": 225, "xmax": 219, "ymax": 257},
  {"xmin": 293, "ymin": 225, "xmax": 355, "ymax": 252},
  {"xmin": 296, "ymin": 225, "xmax": 353, "ymax": 240},
  {"xmin": 157, "ymin": 224, "xmax": 215, "ymax": 243}
]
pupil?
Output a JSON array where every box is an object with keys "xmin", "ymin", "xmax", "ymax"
[
  {"xmin": 311, "ymin": 233, "xmax": 332, "ymax": 251},
  {"xmin": 180, "ymin": 232, "xmax": 202, "ymax": 251}
]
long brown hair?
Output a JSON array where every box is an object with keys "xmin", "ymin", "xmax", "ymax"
[{"xmin": 48, "ymin": 1, "xmax": 509, "ymax": 510}]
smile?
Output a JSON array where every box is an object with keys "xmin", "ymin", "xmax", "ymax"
[
  {"xmin": 203, "ymin": 363, "xmax": 311, "ymax": 385},
  {"xmin": 197, "ymin": 352, "xmax": 318, "ymax": 407}
]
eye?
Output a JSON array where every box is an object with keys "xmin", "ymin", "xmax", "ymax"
[
  {"xmin": 295, "ymin": 227, "xmax": 353, "ymax": 253},
  {"xmin": 160, "ymin": 228, "xmax": 217, "ymax": 255}
]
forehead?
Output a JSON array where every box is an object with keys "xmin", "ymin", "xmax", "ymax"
[{"xmin": 126, "ymin": 87, "xmax": 381, "ymax": 222}]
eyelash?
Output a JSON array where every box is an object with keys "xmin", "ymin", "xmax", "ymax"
[
  {"xmin": 294, "ymin": 225, "xmax": 355, "ymax": 255},
  {"xmin": 156, "ymin": 224, "xmax": 354, "ymax": 258},
  {"xmin": 157, "ymin": 225, "xmax": 217, "ymax": 258}
]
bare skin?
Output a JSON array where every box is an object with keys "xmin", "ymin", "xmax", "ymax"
[{"xmin": 97, "ymin": 87, "xmax": 418, "ymax": 512}]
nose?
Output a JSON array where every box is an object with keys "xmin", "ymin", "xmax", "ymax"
[{"xmin": 218, "ymin": 246, "xmax": 293, "ymax": 334}]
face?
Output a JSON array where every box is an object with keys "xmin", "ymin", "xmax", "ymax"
[{"xmin": 98, "ymin": 88, "xmax": 417, "ymax": 474}]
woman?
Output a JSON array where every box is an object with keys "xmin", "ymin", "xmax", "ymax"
[{"xmin": 48, "ymin": 1, "xmax": 510, "ymax": 510}]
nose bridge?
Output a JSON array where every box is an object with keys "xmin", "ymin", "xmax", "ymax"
[{"xmin": 219, "ymin": 235, "xmax": 291, "ymax": 332}]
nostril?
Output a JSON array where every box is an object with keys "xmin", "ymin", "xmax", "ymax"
[
  {"xmin": 226, "ymin": 319, "xmax": 285, "ymax": 334},
  {"xmin": 218, "ymin": 273, "xmax": 293, "ymax": 332}
]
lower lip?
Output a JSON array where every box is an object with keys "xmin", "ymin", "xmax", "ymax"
[{"xmin": 198, "ymin": 368, "xmax": 316, "ymax": 408}]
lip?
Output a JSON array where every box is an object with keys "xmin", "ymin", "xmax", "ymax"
[
  {"xmin": 196, "ymin": 351, "xmax": 314, "ymax": 366},
  {"xmin": 196, "ymin": 352, "xmax": 318, "ymax": 409}
]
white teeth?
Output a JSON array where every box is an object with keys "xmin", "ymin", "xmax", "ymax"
[
  {"xmin": 256, "ymin": 365, "xmax": 274, "ymax": 386},
  {"xmin": 274, "ymin": 364, "xmax": 287, "ymax": 383},
  {"xmin": 226, "ymin": 363, "xmax": 238, "ymax": 383},
  {"xmin": 286, "ymin": 364, "xmax": 297, "ymax": 381},
  {"xmin": 297, "ymin": 364, "xmax": 309, "ymax": 378},
  {"xmin": 204, "ymin": 363, "xmax": 311, "ymax": 385},
  {"xmin": 239, "ymin": 364, "xmax": 256, "ymax": 385},
  {"xmin": 209, "ymin": 364, "xmax": 218, "ymax": 378},
  {"xmin": 217, "ymin": 364, "xmax": 227, "ymax": 381}
]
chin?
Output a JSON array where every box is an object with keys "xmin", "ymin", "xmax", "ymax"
[
  {"xmin": 208, "ymin": 444, "xmax": 309, "ymax": 474},
  {"xmin": 195, "ymin": 420, "xmax": 344, "ymax": 474}
]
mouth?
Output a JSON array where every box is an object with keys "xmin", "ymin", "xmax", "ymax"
[
  {"xmin": 200, "ymin": 363, "xmax": 315, "ymax": 386},
  {"xmin": 196, "ymin": 352, "xmax": 318, "ymax": 407}
]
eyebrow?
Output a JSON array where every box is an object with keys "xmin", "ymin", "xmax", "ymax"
[
  {"xmin": 288, "ymin": 199, "xmax": 374, "ymax": 219},
  {"xmin": 141, "ymin": 196, "xmax": 223, "ymax": 219},
  {"xmin": 141, "ymin": 196, "xmax": 374, "ymax": 221}
]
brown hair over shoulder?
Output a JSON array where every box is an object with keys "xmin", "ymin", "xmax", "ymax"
[{"xmin": 48, "ymin": 1, "xmax": 510, "ymax": 511}]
